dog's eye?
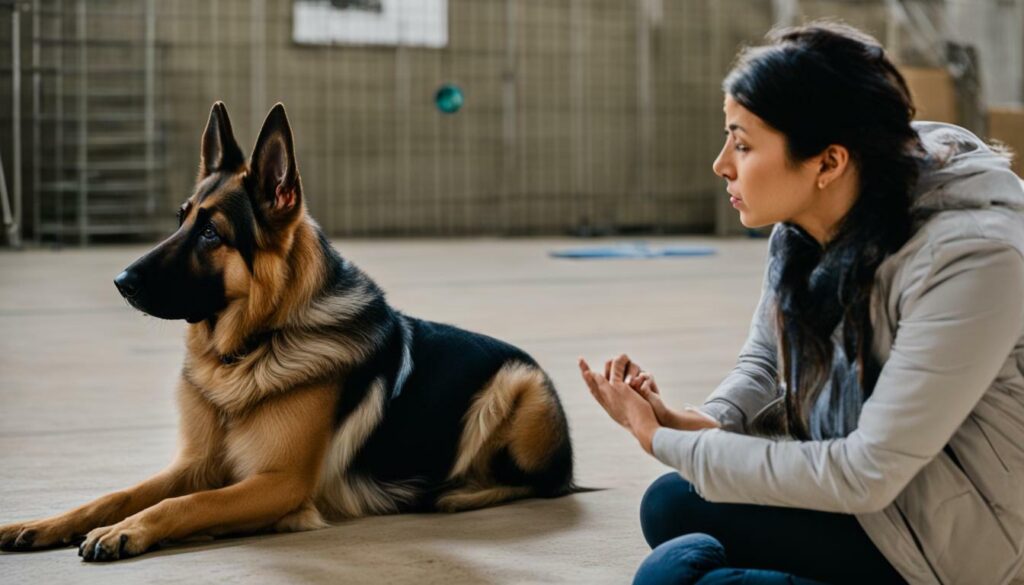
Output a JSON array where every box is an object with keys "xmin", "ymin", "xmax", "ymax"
[{"xmin": 200, "ymin": 223, "xmax": 220, "ymax": 242}]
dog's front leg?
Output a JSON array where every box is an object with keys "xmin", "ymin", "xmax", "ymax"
[
  {"xmin": 77, "ymin": 382, "xmax": 337, "ymax": 562},
  {"xmin": 77, "ymin": 471, "xmax": 312, "ymax": 562},
  {"xmin": 0, "ymin": 466, "xmax": 193, "ymax": 551},
  {"xmin": 1, "ymin": 376, "xmax": 227, "ymax": 553}
]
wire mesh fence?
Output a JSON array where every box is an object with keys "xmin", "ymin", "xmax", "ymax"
[
  {"xmin": 155, "ymin": 0, "xmax": 740, "ymax": 238},
  {"xmin": 0, "ymin": 0, "xmax": 1021, "ymax": 243}
]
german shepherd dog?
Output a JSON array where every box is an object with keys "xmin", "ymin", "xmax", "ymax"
[{"xmin": 0, "ymin": 102, "xmax": 574, "ymax": 561}]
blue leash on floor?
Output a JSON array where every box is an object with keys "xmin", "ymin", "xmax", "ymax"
[{"xmin": 549, "ymin": 242, "xmax": 716, "ymax": 259}]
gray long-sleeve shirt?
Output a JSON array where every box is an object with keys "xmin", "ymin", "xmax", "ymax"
[{"xmin": 652, "ymin": 123, "xmax": 1024, "ymax": 584}]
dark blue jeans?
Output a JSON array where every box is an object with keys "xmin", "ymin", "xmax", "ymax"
[{"xmin": 635, "ymin": 473, "xmax": 906, "ymax": 585}]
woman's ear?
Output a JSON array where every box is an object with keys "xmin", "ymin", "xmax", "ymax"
[{"xmin": 816, "ymin": 144, "xmax": 851, "ymax": 190}]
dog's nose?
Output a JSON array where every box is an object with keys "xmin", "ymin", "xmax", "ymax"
[{"xmin": 114, "ymin": 270, "xmax": 141, "ymax": 298}]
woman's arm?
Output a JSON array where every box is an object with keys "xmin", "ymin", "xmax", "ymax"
[{"xmin": 653, "ymin": 239, "xmax": 1024, "ymax": 514}]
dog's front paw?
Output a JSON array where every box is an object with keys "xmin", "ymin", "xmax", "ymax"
[
  {"xmin": 78, "ymin": 520, "xmax": 157, "ymax": 562},
  {"xmin": 0, "ymin": 522, "xmax": 40, "ymax": 551},
  {"xmin": 0, "ymin": 520, "xmax": 83, "ymax": 552}
]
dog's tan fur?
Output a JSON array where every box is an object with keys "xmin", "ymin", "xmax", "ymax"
[
  {"xmin": 438, "ymin": 363, "xmax": 566, "ymax": 512},
  {"xmin": 312, "ymin": 379, "xmax": 424, "ymax": 520}
]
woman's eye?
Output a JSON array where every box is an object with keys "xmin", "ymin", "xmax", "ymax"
[{"xmin": 734, "ymin": 143, "xmax": 749, "ymax": 153}]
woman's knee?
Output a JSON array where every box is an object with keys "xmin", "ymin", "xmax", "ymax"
[
  {"xmin": 640, "ymin": 472, "xmax": 700, "ymax": 548},
  {"xmin": 633, "ymin": 533, "xmax": 726, "ymax": 585}
]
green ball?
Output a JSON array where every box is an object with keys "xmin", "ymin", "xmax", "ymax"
[{"xmin": 434, "ymin": 84, "xmax": 464, "ymax": 114}]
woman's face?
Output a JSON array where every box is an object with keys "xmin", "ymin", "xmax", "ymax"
[{"xmin": 712, "ymin": 95, "xmax": 821, "ymax": 229}]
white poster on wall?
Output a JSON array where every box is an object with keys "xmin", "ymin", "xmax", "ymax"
[{"xmin": 293, "ymin": 0, "xmax": 448, "ymax": 48}]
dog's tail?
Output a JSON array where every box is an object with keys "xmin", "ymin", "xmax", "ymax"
[
  {"xmin": 566, "ymin": 485, "xmax": 604, "ymax": 494},
  {"xmin": 539, "ymin": 484, "xmax": 605, "ymax": 498}
]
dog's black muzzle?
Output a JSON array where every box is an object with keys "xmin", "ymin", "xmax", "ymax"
[
  {"xmin": 114, "ymin": 235, "xmax": 226, "ymax": 323},
  {"xmin": 114, "ymin": 270, "xmax": 141, "ymax": 300}
]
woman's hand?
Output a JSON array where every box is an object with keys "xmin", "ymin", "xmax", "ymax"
[
  {"xmin": 632, "ymin": 371, "xmax": 720, "ymax": 431},
  {"xmin": 629, "ymin": 371, "xmax": 674, "ymax": 424},
  {"xmin": 604, "ymin": 354, "xmax": 721, "ymax": 432},
  {"xmin": 579, "ymin": 357, "xmax": 661, "ymax": 454}
]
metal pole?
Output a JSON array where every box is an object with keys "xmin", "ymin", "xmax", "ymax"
[
  {"xmin": 0, "ymin": 149, "xmax": 14, "ymax": 242},
  {"xmin": 250, "ymin": 0, "xmax": 266, "ymax": 132},
  {"xmin": 569, "ymin": 0, "xmax": 587, "ymax": 232},
  {"xmin": 77, "ymin": 0, "xmax": 86, "ymax": 246},
  {"xmin": 636, "ymin": 0, "xmax": 654, "ymax": 227},
  {"xmin": 11, "ymin": 1, "xmax": 23, "ymax": 247},
  {"xmin": 31, "ymin": 0, "xmax": 39, "ymax": 244},
  {"xmin": 710, "ymin": 0, "xmax": 730, "ymax": 237},
  {"xmin": 501, "ymin": 0, "xmax": 517, "ymax": 234},
  {"xmin": 394, "ymin": 26, "xmax": 410, "ymax": 234},
  {"xmin": 144, "ymin": 0, "xmax": 155, "ymax": 216},
  {"xmin": 54, "ymin": 0, "xmax": 63, "ymax": 244}
]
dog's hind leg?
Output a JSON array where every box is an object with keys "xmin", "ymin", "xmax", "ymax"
[
  {"xmin": 440, "ymin": 362, "xmax": 573, "ymax": 512},
  {"xmin": 435, "ymin": 484, "xmax": 533, "ymax": 512},
  {"xmin": 273, "ymin": 500, "xmax": 329, "ymax": 532},
  {"xmin": 503, "ymin": 372, "xmax": 572, "ymax": 486}
]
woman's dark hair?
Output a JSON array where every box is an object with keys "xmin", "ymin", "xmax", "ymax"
[{"xmin": 724, "ymin": 22, "xmax": 924, "ymax": 440}]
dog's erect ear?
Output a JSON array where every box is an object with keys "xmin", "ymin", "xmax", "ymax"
[
  {"xmin": 199, "ymin": 102, "xmax": 244, "ymax": 178},
  {"xmin": 249, "ymin": 103, "xmax": 302, "ymax": 222}
]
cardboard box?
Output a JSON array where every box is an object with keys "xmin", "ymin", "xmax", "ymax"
[
  {"xmin": 899, "ymin": 66, "xmax": 958, "ymax": 124},
  {"xmin": 988, "ymin": 107, "xmax": 1024, "ymax": 178}
]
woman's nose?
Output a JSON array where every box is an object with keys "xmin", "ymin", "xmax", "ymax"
[{"xmin": 712, "ymin": 145, "xmax": 733, "ymax": 180}]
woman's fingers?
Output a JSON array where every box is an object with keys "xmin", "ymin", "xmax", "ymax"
[
  {"xmin": 578, "ymin": 357, "xmax": 591, "ymax": 374},
  {"xmin": 628, "ymin": 372, "xmax": 647, "ymax": 391},
  {"xmin": 582, "ymin": 356, "xmax": 640, "ymax": 405},
  {"xmin": 579, "ymin": 358, "xmax": 597, "ymax": 390},
  {"xmin": 611, "ymin": 353, "xmax": 632, "ymax": 383},
  {"xmin": 601, "ymin": 354, "xmax": 642, "ymax": 384},
  {"xmin": 579, "ymin": 359, "xmax": 609, "ymax": 406},
  {"xmin": 640, "ymin": 377, "xmax": 656, "ymax": 396},
  {"xmin": 642, "ymin": 373, "xmax": 660, "ymax": 395},
  {"xmin": 626, "ymin": 361, "xmax": 642, "ymax": 382},
  {"xmin": 629, "ymin": 372, "xmax": 652, "ymax": 392}
]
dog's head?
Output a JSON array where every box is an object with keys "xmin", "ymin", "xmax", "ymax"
[{"xmin": 115, "ymin": 102, "xmax": 305, "ymax": 323}]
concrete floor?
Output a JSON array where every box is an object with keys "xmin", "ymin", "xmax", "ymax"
[{"xmin": 0, "ymin": 236, "xmax": 770, "ymax": 584}]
